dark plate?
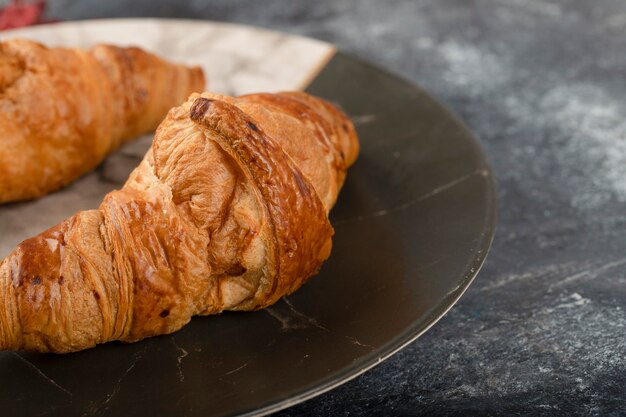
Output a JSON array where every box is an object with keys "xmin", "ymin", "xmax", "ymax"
[{"xmin": 0, "ymin": 40, "xmax": 495, "ymax": 417}]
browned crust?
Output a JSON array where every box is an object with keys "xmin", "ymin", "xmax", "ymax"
[
  {"xmin": 0, "ymin": 39, "xmax": 205, "ymax": 203},
  {"xmin": 189, "ymin": 98, "xmax": 334, "ymax": 308},
  {"xmin": 0, "ymin": 90, "xmax": 359, "ymax": 353}
]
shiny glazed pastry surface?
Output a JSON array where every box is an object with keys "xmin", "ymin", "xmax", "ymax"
[
  {"xmin": 0, "ymin": 39, "xmax": 205, "ymax": 203},
  {"xmin": 0, "ymin": 91, "xmax": 359, "ymax": 353}
]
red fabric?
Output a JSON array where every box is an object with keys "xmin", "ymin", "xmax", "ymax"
[{"xmin": 0, "ymin": 0, "xmax": 47, "ymax": 30}]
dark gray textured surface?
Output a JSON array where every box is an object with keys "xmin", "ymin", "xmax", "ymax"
[{"xmin": 41, "ymin": 1, "xmax": 626, "ymax": 415}]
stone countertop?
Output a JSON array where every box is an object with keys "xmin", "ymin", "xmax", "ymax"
[{"xmin": 43, "ymin": 1, "xmax": 626, "ymax": 415}]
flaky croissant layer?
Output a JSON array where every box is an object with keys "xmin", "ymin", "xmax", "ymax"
[
  {"xmin": 0, "ymin": 91, "xmax": 359, "ymax": 353},
  {"xmin": 0, "ymin": 39, "xmax": 205, "ymax": 203}
]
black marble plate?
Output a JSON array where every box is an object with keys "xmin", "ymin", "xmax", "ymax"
[{"xmin": 0, "ymin": 53, "xmax": 495, "ymax": 416}]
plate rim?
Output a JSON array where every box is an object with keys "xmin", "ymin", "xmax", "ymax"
[{"xmin": 243, "ymin": 52, "xmax": 498, "ymax": 417}]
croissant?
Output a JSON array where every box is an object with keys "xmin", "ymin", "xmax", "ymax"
[
  {"xmin": 0, "ymin": 39, "xmax": 205, "ymax": 203},
  {"xmin": 0, "ymin": 91, "xmax": 359, "ymax": 353}
]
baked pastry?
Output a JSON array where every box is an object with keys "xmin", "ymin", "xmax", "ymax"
[
  {"xmin": 0, "ymin": 39, "xmax": 205, "ymax": 203},
  {"xmin": 0, "ymin": 91, "xmax": 359, "ymax": 353}
]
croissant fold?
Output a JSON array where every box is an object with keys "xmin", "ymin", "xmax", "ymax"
[
  {"xmin": 0, "ymin": 91, "xmax": 359, "ymax": 353},
  {"xmin": 0, "ymin": 39, "xmax": 205, "ymax": 203}
]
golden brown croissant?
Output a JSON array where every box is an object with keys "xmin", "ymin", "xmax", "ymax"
[
  {"xmin": 0, "ymin": 91, "xmax": 359, "ymax": 353},
  {"xmin": 0, "ymin": 39, "xmax": 205, "ymax": 203}
]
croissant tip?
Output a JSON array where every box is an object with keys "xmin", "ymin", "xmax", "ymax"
[{"xmin": 190, "ymin": 97, "xmax": 214, "ymax": 122}]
